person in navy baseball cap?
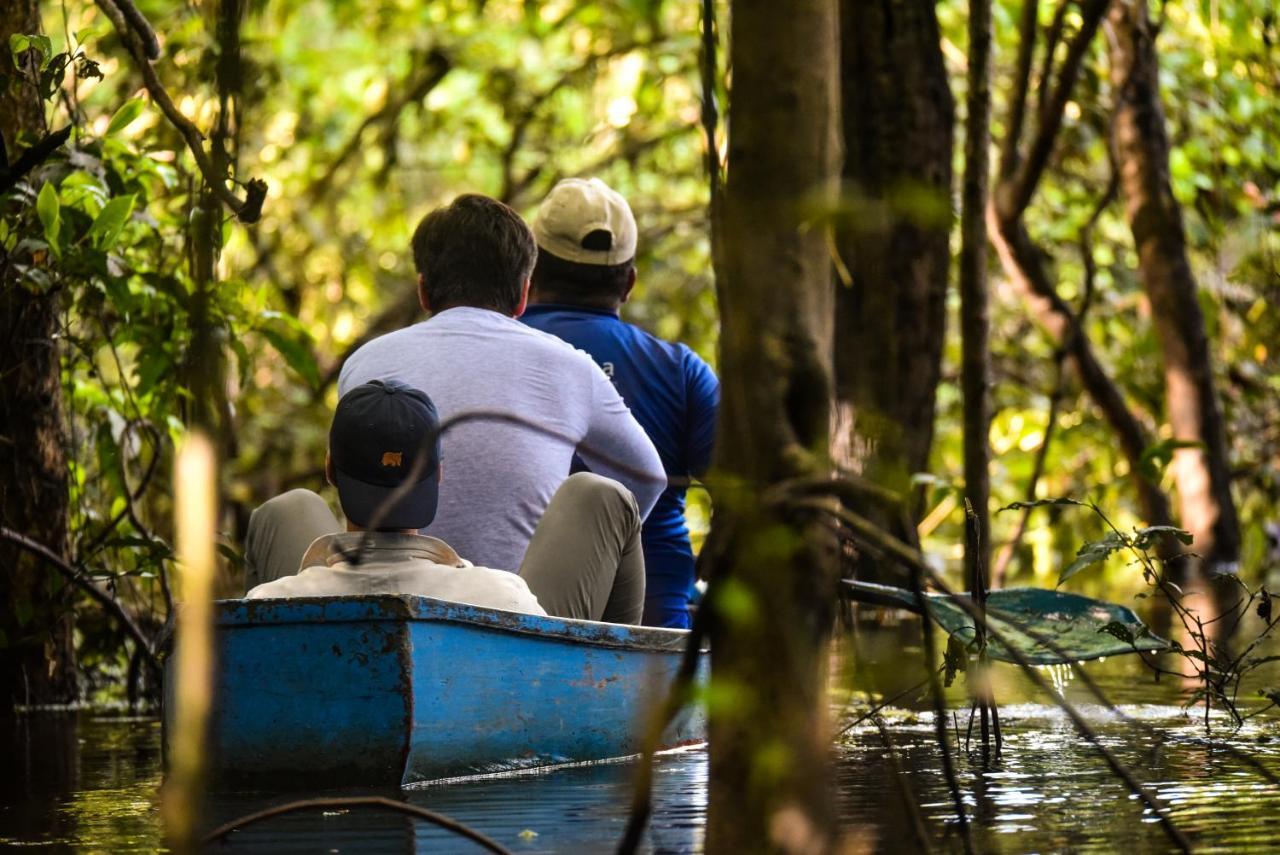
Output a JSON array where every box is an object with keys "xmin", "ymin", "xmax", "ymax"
[
  {"xmin": 326, "ymin": 379, "xmax": 442, "ymax": 530},
  {"xmin": 243, "ymin": 378, "xmax": 649, "ymax": 625}
]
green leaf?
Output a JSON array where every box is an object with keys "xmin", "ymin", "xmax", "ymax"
[
  {"xmin": 1133, "ymin": 525, "xmax": 1194, "ymax": 551},
  {"xmin": 1095, "ymin": 616, "xmax": 1146, "ymax": 645},
  {"xmin": 260, "ymin": 323, "xmax": 321, "ymax": 389},
  {"xmin": 7, "ymin": 34, "xmax": 29, "ymax": 61},
  {"xmin": 87, "ymin": 194, "xmax": 136, "ymax": 249},
  {"xmin": 999, "ymin": 497, "xmax": 1086, "ymax": 513},
  {"xmin": 105, "ymin": 97, "xmax": 145, "ymax": 136},
  {"xmin": 1059, "ymin": 531, "xmax": 1128, "ymax": 586},
  {"xmin": 922, "ymin": 587, "xmax": 1169, "ymax": 665},
  {"xmin": 9, "ymin": 34, "xmax": 52, "ymax": 69},
  {"xmin": 36, "ymin": 182, "xmax": 60, "ymax": 253}
]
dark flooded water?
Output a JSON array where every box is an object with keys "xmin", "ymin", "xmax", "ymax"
[{"xmin": 6, "ymin": 621, "xmax": 1280, "ymax": 852}]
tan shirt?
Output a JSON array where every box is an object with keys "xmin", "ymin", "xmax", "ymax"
[{"xmin": 245, "ymin": 531, "xmax": 547, "ymax": 616}]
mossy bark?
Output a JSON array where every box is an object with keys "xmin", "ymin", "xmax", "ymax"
[
  {"xmin": 0, "ymin": 0, "xmax": 77, "ymax": 708},
  {"xmin": 705, "ymin": 0, "xmax": 842, "ymax": 850}
]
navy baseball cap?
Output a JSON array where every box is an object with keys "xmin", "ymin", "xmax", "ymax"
[{"xmin": 330, "ymin": 380, "xmax": 442, "ymax": 530}]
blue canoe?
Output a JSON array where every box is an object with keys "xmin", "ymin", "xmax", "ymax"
[{"xmin": 166, "ymin": 595, "xmax": 706, "ymax": 788}]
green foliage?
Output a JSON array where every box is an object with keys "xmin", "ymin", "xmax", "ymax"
[
  {"xmin": 927, "ymin": 0, "xmax": 1280, "ymax": 600},
  {"xmin": 6, "ymin": 0, "xmax": 1277, "ymax": 706},
  {"xmin": 1059, "ymin": 531, "xmax": 1129, "ymax": 586}
]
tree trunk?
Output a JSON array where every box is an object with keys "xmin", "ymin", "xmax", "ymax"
[
  {"xmin": 706, "ymin": 0, "xmax": 841, "ymax": 850},
  {"xmin": 0, "ymin": 0, "xmax": 77, "ymax": 708},
  {"xmin": 986, "ymin": 0, "xmax": 1179, "ymax": 546},
  {"xmin": 1106, "ymin": 0, "xmax": 1241, "ymax": 579},
  {"xmin": 959, "ymin": 0, "xmax": 994, "ymax": 579},
  {"xmin": 834, "ymin": 0, "xmax": 952, "ymax": 494}
]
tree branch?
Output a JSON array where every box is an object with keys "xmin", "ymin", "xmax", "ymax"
[
  {"xmin": 1001, "ymin": 0, "xmax": 1111, "ymax": 218},
  {"xmin": 992, "ymin": 169, "xmax": 1117, "ymax": 586},
  {"xmin": 109, "ymin": 0, "xmax": 160, "ymax": 59},
  {"xmin": 988, "ymin": 203, "xmax": 1175, "ymax": 531},
  {"xmin": 0, "ymin": 125, "xmax": 72, "ymax": 195},
  {"xmin": 0, "ymin": 526, "xmax": 158, "ymax": 675},
  {"xmin": 94, "ymin": 0, "xmax": 266, "ymax": 222},
  {"xmin": 1035, "ymin": 0, "xmax": 1072, "ymax": 125},
  {"xmin": 999, "ymin": 0, "xmax": 1040, "ymax": 181},
  {"xmin": 616, "ymin": 588, "xmax": 712, "ymax": 855}
]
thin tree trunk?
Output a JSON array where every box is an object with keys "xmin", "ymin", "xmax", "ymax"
[
  {"xmin": 835, "ymin": 0, "xmax": 953, "ymax": 509},
  {"xmin": 988, "ymin": 214, "xmax": 1177, "ymax": 532},
  {"xmin": 1106, "ymin": 0, "xmax": 1241, "ymax": 579},
  {"xmin": 960, "ymin": 0, "xmax": 994, "ymax": 579},
  {"xmin": 987, "ymin": 0, "xmax": 1180, "ymax": 544},
  {"xmin": 706, "ymin": 0, "xmax": 841, "ymax": 850},
  {"xmin": 0, "ymin": 0, "xmax": 77, "ymax": 708}
]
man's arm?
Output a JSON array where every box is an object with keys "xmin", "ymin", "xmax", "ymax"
[
  {"xmin": 577, "ymin": 364, "xmax": 665, "ymax": 520},
  {"xmin": 683, "ymin": 349, "xmax": 721, "ymax": 477}
]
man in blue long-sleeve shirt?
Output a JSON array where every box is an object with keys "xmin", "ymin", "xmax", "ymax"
[{"xmin": 522, "ymin": 178, "xmax": 720, "ymax": 628}]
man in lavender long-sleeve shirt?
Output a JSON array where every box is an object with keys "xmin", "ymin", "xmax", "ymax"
[{"xmin": 330, "ymin": 195, "xmax": 664, "ymax": 574}]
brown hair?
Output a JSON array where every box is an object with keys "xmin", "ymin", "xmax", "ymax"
[{"xmin": 411, "ymin": 194, "xmax": 537, "ymax": 314}]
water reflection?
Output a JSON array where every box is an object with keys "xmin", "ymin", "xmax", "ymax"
[{"xmin": 5, "ymin": 621, "xmax": 1280, "ymax": 852}]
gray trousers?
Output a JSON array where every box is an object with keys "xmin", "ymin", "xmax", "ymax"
[{"xmin": 243, "ymin": 473, "xmax": 646, "ymax": 624}]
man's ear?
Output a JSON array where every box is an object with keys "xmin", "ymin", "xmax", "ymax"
[
  {"xmin": 436, "ymin": 461, "xmax": 443, "ymax": 484},
  {"xmin": 513, "ymin": 277, "xmax": 530, "ymax": 318},
  {"xmin": 325, "ymin": 451, "xmax": 337, "ymax": 487},
  {"xmin": 620, "ymin": 266, "xmax": 638, "ymax": 304},
  {"xmin": 417, "ymin": 274, "xmax": 431, "ymax": 314}
]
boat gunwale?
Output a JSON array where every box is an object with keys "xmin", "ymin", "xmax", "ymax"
[{"xmin": 215, "ymin": 594, "xmax": 703, "ymax": 654}]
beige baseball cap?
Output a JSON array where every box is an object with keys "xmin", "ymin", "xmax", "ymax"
[{"xmin": 533, "ymin": 178, "xmax": 637, "ymax": 266}]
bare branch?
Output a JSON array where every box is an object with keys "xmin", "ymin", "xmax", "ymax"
[
  {"xmin": 1000, "ymin": 0, "xmax": 1111, "ymax": 218},
  {"xmin": 0, "ymin": 126, "xmax": 72, "ymax": 194},
  {"xmin": 992, "ymin": 169, "xmax": 1118, "ymax": 585},
  {"xmin": 109, "ymin": 0, "xmax": 160, "ymax": 59},
  {"xmin": 0, "ymin": 526, "xmax": 158, "ymax": 675},
  {"xmin": 94, "ymin": 0, "xmax": 266, "ymax": 222},
  {"xmin": 999, "ymin": 0, "xmax": 1040, "ymax": 180},
  {"xmin": 987, "ymin": 205, "xmax": 1177, "ymax": 534},
  {"xmin": 1035, "ymin": 0, "xmax": 1072, "ymax": 125},
  {"xmin": 202, "ymin": 796, "xmax": 512, "ymax": 852}
]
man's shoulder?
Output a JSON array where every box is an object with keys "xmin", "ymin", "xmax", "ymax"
[
  {"xmin": 340, "ymin": 323, "xmax": 430, "ymax": 382},
  {"xmin": 341, "ymin": 310, "xmax": 595, "ymax": 384},
  {"xmin": 245, "ymin": 565, "xmax": 333, "ymax": 599}
]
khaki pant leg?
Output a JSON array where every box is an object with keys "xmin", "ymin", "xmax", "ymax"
[
  {"xmin": 243, "ymin": 489, "xmax": 342, "ymax": 593},
  {"xmin": 518, "ymin": 473, "xmax": 645, "ymax": 624}
]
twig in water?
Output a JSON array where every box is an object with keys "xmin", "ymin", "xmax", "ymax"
[
  {"xmin": 836, "ymin": 677, "xmax": 931, "ymax": 739},
  {"xmin": 793, "ymin": 497, "xmax": 1195, "ymax": 853},
  {"xmin": 201, "ymin": 796, "xmax": 512, "ymax": 852},
  {"xmin": 908, "ymin": 555, "xmax": 973, "ymax": 854}
]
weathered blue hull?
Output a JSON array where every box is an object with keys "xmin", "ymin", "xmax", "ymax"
[{"xmin": 166, "ymin": 596, "xmax": 705, "ymax": 788}]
